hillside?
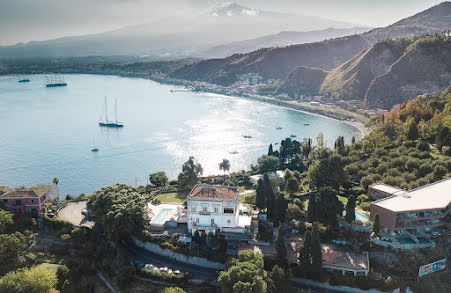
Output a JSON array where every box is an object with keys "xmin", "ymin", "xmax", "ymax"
[
  {"xmin": 173, "ymin": 2, "xmax": 450, "ymax": 105},
  {"xmin": 276, "ymin": 66, "xmax": 328, "ymax": 97},
  {"xmin": 202, "ymin": 27, "xmax": 371, "ymax": 58},
  {"xmin": 279, "ymin": 35, "xmax": 451, "ymax": 110},
  {"xmin": 362, "ymin": 1, "xmax": 451, "ymax": 43},
  {"xmin": 364, "ymin": 35, "xmax": 451, "ymax": 109},
  {"xmin": 319, "ymin": 38, "xmax": 412, "ymax": 101},
  {"xmin": 172, "ymin": 35, "xmax": 370, "ymax": 85}
]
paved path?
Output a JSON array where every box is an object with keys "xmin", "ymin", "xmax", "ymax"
[
  {"xmin": 97, "ymin": 271, "xmax": 118, "ymax": 293},
  {"xmin": 291, "ymin": 277, "xmax": 384, "ymax": 293},
  {"xmin": 122, "ymin": 240, "xmax": 219, "ymax": 281},
  {"xmin": 58, "ymin": 201, "xmax": 95, "ymax": 228}
]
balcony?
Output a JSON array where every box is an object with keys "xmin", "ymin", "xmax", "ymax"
[{"xmin": 199, "ymin": 211, "xmax": 211, "ymax": 215}]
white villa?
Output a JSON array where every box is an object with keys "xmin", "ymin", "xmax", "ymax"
[{"xmin": 187, "ymin": 184, "xmax": 251, "ymax": 235}]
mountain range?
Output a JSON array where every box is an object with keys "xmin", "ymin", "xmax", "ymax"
[
  {"xmin": 173, "ymin": 1, "xmax": 451, "ymax": 109},
  {"xmin": 0, "ymin": 2, "xmax": 357, "ymax": 59},
  {"xmin": 202, "ymin": 27, "xmax": 371, "ymax": 58}
]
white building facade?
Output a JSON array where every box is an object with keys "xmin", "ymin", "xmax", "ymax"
[{"xmin": 187, "ymin": 185, "xmax": 244, "ymax": 235}]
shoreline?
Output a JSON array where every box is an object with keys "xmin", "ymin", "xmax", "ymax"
[{"xmin": 2, "ymin": 72, "xmax": 370, "ymax": 139}]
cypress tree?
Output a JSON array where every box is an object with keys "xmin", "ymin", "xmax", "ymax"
[
  {"xmin": 351, "ymin": 136, "xmax": 356, "ymax": 145},
  {"xmin": 345, "ymin": 195, "xmax": 356, "ymax": 223},
  {"xmin": 298, "ymin": 230, "xmax": 312, "ymax": 276},
  {"xmin": 373, "ymin": 213, "xmax": 381, "ymax": 235},
  {"xmin": 263, "ymin": 173, "xmax": 275, "ymax": 219},
  {"xmin": 268, "ymin": 144, "xmax": 274, "ymax": 156},
  {"xmin": 311, "ymin": 222, "xmax": 322, "ymax": 277},
  {"xmin": 255, "ymin": 178, "xmax": 266, "ymax": 210},
  {"xmin": 275, "ymin": 225, "xmax": 287, "ymax": 262},
  {"xmin": 307, "ymin": 193, "xmax": 317, "ymax": 223},
  {"xmin": 274, "ymin": 193, "xmax": 288, "ymax": 221}
]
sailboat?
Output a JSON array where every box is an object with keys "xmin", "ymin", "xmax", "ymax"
[
  {"xmin": 99, "ymin": 97, "xmax": 124, "ymax": 127},
  {"xmin": 45, "ymin": 74, "xmax": 67, "ymax": 87},
  {"xmin": 91, "ymin": 138, "xmax": 99, "ymax": 152}
]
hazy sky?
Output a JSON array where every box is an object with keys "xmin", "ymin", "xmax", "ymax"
[{"xmin": 0, "ymin": 0, "xmax": 445, "ymax": 45}]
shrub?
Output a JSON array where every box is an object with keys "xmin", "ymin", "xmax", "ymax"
[
  {"xmin": 244, "ymin": 193, "xmax": 256, "ymax": 205},
  {"xmin": 416, "ymin": 140, "xmax": 430, "ymax": 152},
  {"xmin": 360, "ymin": 202, "xmax": 371, "ymax": 211},
  {"xmin": 418, "ymin": 163, "xmax": 433, "ymax": 177},
  {"xmin": 433, "ymin": 165, "xmax": 447, "ymax": 179},
  {"xmin": 60, "ymin": 234, "xmax": 71, "ymax": 241}
]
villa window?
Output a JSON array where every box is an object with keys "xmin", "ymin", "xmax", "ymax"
[
  {"xmin": 31, "ymin": 199, "xmax": 34, "ymax": 204},
  {"xmin": 196, "ymin": 218, "xmax": 199, "ymax": 223},
  {"xmin": 214, "ymin": 207, "xmax": 218, "ymax": 213},
  {"xmin": 203, "ymin": 206, "xmax": 208, "ymax": 213},
  {"xmin": 191, "ymin": 204, "xmax": 196, "ymax": 212},
  {"xmin": 227, "ymin": 219, "xmax": 231, "ymax": 224},
  {"xmin": 15, "ymin": 200, "xmax": 21, "ymax": 206},
  {"xmin": 224, "ymin": 207, "xmax": 234, "ymax": 214},
  {"xmin": 211, "ymin": 219, "xmax": 215, "ymax": 226}
]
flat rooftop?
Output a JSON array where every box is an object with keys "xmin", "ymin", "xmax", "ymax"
[
  {"xmin": 322, "ymin": 245, "xmax": 369, "ymax": 271},
  {"xmin": 372, "ymin": 178, "xmax": 451, "ymax": 212},
  {"xmin": 369, "ymin": 183, "xmax": 403, "ymax": 194}
]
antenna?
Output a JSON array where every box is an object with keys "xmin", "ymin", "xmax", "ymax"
[{"xmin": 115, "ymin": 99, "xmax": 118, "ymax": 122}]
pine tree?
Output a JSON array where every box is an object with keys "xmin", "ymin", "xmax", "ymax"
[
  {"xmin": 275, "ymin": 226, "xmax": 287, "ymax": 262},
  {"xmin": 311, "ymin": 222, "xmax": 322, "ymax": 277},
  {"xmin": 345, "ymin": 195, "xmax": 356, "ymax": 223},
  {"xmin": 373, "ymin": 213, "xmax": 381, "ymax": 235}
]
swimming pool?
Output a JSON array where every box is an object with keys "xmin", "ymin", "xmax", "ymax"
[
  {"xmin": 152, "ymin": 208, "xmax": 172, "ymax": 225},
  {"xmin": 356, "ymin": 211, "xmax": 369, "ymax": 221},
  {"xmin": 397, "ymin": 237, "xmax": 416, "ymax": 244},
  {"xmin": 342, "ymin": 210, "xmax": 369, "ymax": 221}
]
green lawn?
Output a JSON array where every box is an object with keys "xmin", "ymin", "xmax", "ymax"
[
  {"xmin": 337, "ymin": 195, "xmax": 348, "ymax": 206},
  {"xmin": 154, "ymin": 192, "xmax": 185, "ymax": 203}
]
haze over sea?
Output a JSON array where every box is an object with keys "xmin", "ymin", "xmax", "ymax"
[{"xmin": 0, "ymin": 74, "xmax": 361, "ymax": 195}]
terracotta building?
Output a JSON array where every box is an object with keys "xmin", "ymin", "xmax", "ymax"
[{"xmin": 0, "ymin": 190, "xmax": 48, "ymax": 215}]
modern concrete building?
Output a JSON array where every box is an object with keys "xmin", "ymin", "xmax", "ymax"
[
  {"xmin": 368, "ymin": 183, "xmax": 403, "ymax": 200},
  {"xmin": 0, "ymin": 190, "xmax": 48, "ymax": 215},
  {"xmin": 370, "ymin": 178, "xmax": 451, "ymax": 232},
  {"xmin": 187, "ymin": 185, "xmax": 251, "ymax": 235}
]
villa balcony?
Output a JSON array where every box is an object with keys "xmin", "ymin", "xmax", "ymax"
[{"xmin": 199, "ymin": 211, "xmax": 211, "ymax": 215}]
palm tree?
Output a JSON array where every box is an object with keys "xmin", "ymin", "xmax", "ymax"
[
  {"xmin": 53, "ymin": 177, "xmax": 59, "ymax": 200},
  {"xmin": 219, "ymin": 159, "xmax": 231, "ymax": 175}
]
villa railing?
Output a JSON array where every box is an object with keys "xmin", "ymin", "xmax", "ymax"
[{"xmin": 199, "ymin": 211, "xmax": 211, "ymax": 215}]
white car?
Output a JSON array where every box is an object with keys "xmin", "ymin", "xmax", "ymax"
[
  {"xmin": 144, "ymin": 264, "xmax": 157, "ymax": 271},
  {"xmin": 159, "ymin": 267, "xmax": 169, "ymax": 272},
  {"xmin": 174, "ymin": 270, "xmax": 181, "ymax": 275}
]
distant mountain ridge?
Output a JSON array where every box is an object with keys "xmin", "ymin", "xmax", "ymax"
[
  {"xmin": 174, "ymin": 2, "xmax": 451, "ymax": 109},
  {"xmin": 202, "ymin": 27, "xmax": 371, "ymax": 58},
  {"xmin": 0, "ymin": 2, "xmax": 357, "ymax": 58}
]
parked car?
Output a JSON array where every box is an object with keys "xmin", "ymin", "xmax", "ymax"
[
  {"xmin": 159, "ymin": 267, "xmax": 169, "ymax": 272},
  {"xmin": 144, "ymin": 264, "xmax": 157, "ymax": 271},
  {"xmin": 174, "ymin": 270, "xmax": 181, "ymax": 275}
]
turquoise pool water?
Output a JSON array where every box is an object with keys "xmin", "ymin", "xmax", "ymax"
[
  {"xmin": 398, "ymin": 237, "xmax": 416, "ymax": 244},
  {"xmin": 152, "ymin": 208, "xmax": 172, "ymax": 225},
  {"xmin": 342, "ymin": 210, "xmax": 369, "ymax": 221},
  {"xmin": 356, "ymin": 211, "xmax": 369, "ymax": 221}
]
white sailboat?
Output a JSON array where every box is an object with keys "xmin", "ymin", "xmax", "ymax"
[{"xmin": 99, "ymin": 97, "xmax": 124, "ymax": 127}]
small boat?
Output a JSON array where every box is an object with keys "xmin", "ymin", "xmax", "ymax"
[
  {"xmin": 243, "ymin": 135, "xmax": 252, "ymax": 139},
  {"xmin": 99, "ymin": 97, "xmax": 124, "ymax": 127},
  {"xmin": 275, "ymin": 143, "xmax": 279, "ymax": 145},
  {"xmin": 304, "ymin": 123, "xmax": 310, "ymax": 126},
  {"xmin": 290, "ymin": 135, "xmax": 297, "ymax": 138},
  {"xmin": 91, "ymin": 138, "xmax": 99, "ymax": 152},
  {"xmin": 229, "ymin": 150, "xmax": 239, "ymax": 154},
  {"xmin": 18, "ymin": 79, "xmax": 30, "ymax": 83},
  {"xmin": 45, "ymin": 74, "xmax": 67, "ymax": 87},
  {"xmin": 276, "ymin": 127, "xmax": 282, "ymax": 130}
]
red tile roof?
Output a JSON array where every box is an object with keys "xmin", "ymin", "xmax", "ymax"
[
  {"xmin": 188, "ymin": 185, "xmax": 238, "ymax": 201},
  {"xmin": 0, "ymin": 190, "xmax": 44, "ymax": 198},
  {"xmin": 322, "ymin": 245, "xmax": 369, "ymax": 271}
]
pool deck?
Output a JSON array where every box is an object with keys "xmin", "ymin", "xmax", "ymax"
[{"xmin": 147, "ymin": 202, "xmax": 186, "ymax": 227}]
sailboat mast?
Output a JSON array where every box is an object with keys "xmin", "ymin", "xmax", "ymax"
[
  {"xmin": 105, "ymin": 96, "xmax": 108, "ymax": 122},
  {"xmin": 115, "ymin": 99, "xmax": 118, "ymax": 122}
]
